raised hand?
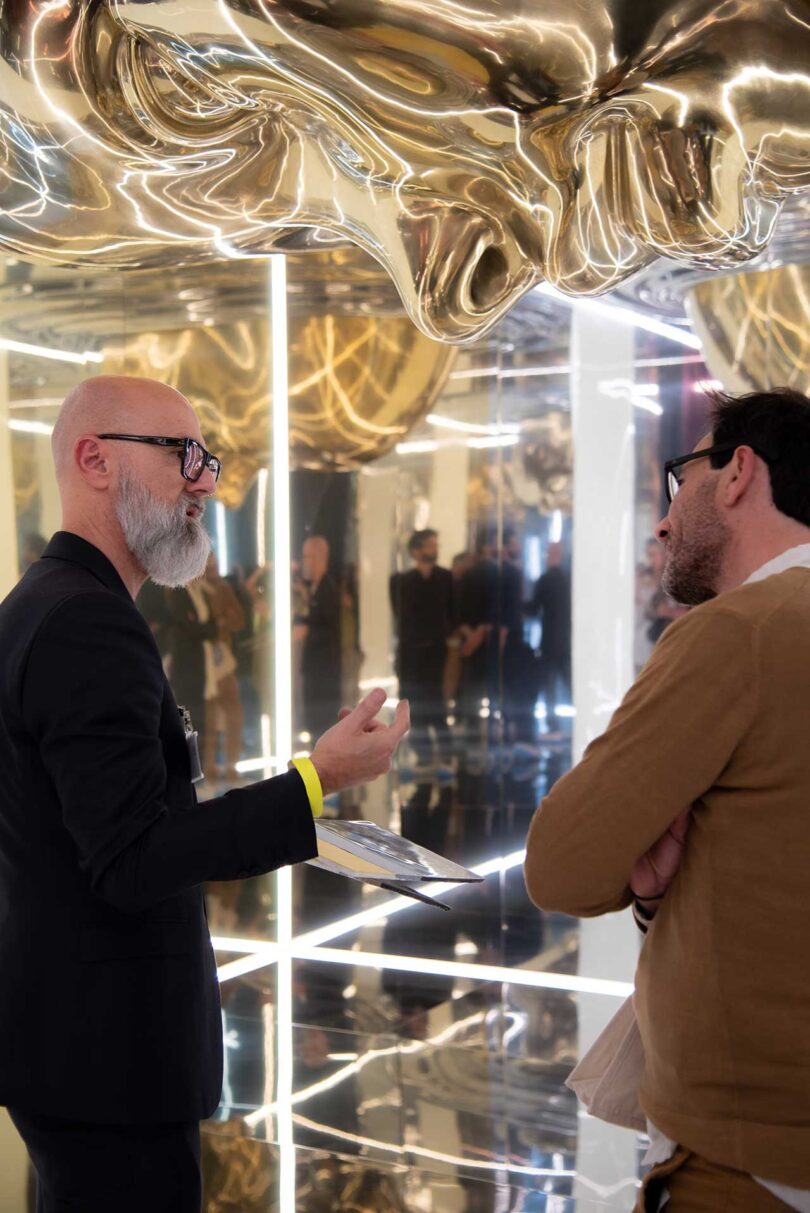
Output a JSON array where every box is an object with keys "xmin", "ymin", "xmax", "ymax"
[{"xmin": 309, "ymin": 689, "xmax": 410, "ymax": 795}]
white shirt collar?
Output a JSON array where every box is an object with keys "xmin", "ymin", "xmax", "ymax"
[{"xmin": 744, "ymin": 543, "xmax": 810, "ymax": 585}]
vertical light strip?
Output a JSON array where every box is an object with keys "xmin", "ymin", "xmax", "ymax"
[
  {"xmin": 256, "ymin": 468, "xmax": 269, "ymax": 568},
  {"xmin": 269, "ymin": 255, "xmax": 295, "ymax": 1210},
  {"xmin": 214, "ymin": 501, "xmax": 228, "ymax": 576}
]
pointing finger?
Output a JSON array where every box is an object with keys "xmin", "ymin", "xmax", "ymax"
[{"xmin": 387, "ymin": 699, "xmax": 410, "ymax": 742}]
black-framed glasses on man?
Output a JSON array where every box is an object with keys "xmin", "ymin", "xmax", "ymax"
[
  {"xmin": 96, "ymin": 434, "xmax": 222, "ymax": 484},
  {"xmin": 663, "ymin": 441, "xmax": 774, "ymax": 504}
]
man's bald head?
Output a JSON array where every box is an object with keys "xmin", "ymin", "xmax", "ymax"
[
  {"xmin": 50, "ymin": 376, "xmax": 216, "ymax": 592},
  {"xmin": 52, "ymin": 376, "xmax": 197, "ymax": 482}
]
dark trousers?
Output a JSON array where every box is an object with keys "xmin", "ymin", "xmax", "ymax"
[
  {"xmin": 399, "ymin": 643, "xmax": 449, "ymax": 763},
  {"xmin": 8, "ymin": 1107, "xmax": 201, "ymax": 1213}
]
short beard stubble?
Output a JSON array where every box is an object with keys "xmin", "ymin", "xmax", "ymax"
[{"xmin": 661, "ymin": 478, "xmax": 731, "ymax": 607}]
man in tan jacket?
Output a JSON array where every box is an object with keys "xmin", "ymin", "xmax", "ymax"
[{"xmin": 525, "ymin": 388, "xmax": 810, "ymax": 1212}]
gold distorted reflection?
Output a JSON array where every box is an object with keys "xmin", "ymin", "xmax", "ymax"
[
  {"xmin": 687, "ymin": 263, "xmax": 810, "ymax": 394},
  {"xmin": 0, "ymin": 253, "xmax": 457, "ymax": 501},
  {"xmin": 0, "ymin": 3, "xmax": 806, "ymax": 340}
]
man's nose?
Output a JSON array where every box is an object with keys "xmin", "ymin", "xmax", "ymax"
[
  {"xmin": 192, "ymin": 466, "xmax": 218, "ymax": 496},
  {"xmin": 654, "ymin": 515, "xmax": 670, "ymax": 543}
]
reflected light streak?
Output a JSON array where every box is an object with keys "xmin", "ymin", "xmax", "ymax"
[
  {"xmin": 298, "ymin": 945, "xmax": 633, "ymax": 999},
  {"xmin": 427, "ymin": 413, "xmax": 521, "ymax": 436},
  {"xmin": 0, "ymin": 337, "xmax": 103, "ymax": 365},
  {"xmin": 467, "ymin": 433, "xmax": 520, "ymax": 450},
  {"xmin": 294, "ymin": 847, "xmax": 527, "ymax": 951},
  {"xmin": 289, "ymin": 1112, "xmax": 578, "ymax": 1180},
  {"xmin": 536, "ymin": 285, "xmax": 703, "ymax": 350},
  {"xmin": 216, "ymin": 948, "xmax": 279, "ymax": 982},
  {"xmin": 8, "ymin": 419, "xmax": 54, "ymax": 436}
]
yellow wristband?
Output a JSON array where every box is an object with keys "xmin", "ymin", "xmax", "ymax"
[{"xmin": 290, "ymin": 756, "xmax": 323, "ymax": 818}]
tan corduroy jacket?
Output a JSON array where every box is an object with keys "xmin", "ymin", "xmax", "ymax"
[{"xmin": 525, "ymin": 565, "xmax": 810, "ymax": 1187}]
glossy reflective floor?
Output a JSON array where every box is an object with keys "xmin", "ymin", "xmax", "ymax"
[{"xmin": 204, "ymin": 730, "xmax": 645, "ymax": 1213}]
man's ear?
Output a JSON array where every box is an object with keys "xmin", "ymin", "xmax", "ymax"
[
  {"xmin": 721, "ymin": 444, "xmax": 757, "ymax": 507},
  {"xmin": 74, "ymin": 436, "xmax": 111, "ymax": 490}
]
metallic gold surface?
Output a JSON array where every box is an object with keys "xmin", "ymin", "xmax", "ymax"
[
  {"xmin": 109, "ymin": 309, "xmax": 456, "ymax": 502},
  {"xmin": 686, "ymin": 264, "xmax": 810, "ymax": 393},
  {"xmin": 0, "ymin": 255, "xmax": 456, "ymax": 495},
  {"xmin": 1, "ymin": 3, "xmax": 808, "ymax": 342}
]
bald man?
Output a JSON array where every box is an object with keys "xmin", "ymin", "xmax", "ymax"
[{"xmin": 0, "ymin": 377, "xmax": 409, "ymax": 1213}]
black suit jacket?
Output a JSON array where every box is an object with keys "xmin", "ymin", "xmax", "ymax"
[{"xmin": 0, "ymin": 533, "xmax": 317, "ymax": 1124}]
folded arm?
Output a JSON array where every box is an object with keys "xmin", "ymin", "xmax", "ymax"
[{"xmin": 524, "ymin": 606, "xmax": 757, "ymax": 917}]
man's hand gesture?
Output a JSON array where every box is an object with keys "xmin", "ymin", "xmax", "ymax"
[{"xmin": 309, "ymin": 689, "xmax": 410, "ymax": 795}]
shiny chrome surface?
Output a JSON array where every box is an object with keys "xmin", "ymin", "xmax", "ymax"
[{"xmin": 1, "ymin": 2, "xmax": 808, "ymax": 341}]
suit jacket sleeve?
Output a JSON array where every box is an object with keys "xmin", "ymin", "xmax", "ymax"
[
  {"xmin": 22, "ymin": 591, "xmax": 317, "ymax": 913},
  {"xmin": 524, "ymin": 605, "xmax": 757, "ymax": 917}
]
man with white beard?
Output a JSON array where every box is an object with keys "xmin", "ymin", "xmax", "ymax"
[{"xmin": 0, "ymin": 376, "xmax": 409, "ymax": 1213}]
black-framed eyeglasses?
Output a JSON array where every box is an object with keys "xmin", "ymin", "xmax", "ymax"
[
  {"xmin": 97, "ymin": 434, "xmax": 222, "ymax": 484},
  {"xmin": 664, "ymin": 441, "xmax": 774, "ymax": 504}
]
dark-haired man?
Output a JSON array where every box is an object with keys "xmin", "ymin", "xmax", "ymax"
[
  {"xmin": 390, "ymin": 529, "xmax": 453, "ymax": 768},
  {"xmin": 525, "ymin": 388, "xmax": 810, "ymax": 1210}
]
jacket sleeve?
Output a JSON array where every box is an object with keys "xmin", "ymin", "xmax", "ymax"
[
  {"xmin": 524, "ymin": 605, "xmax": 757, "ymax": 917},
  {"xmin": 22, "ymin": 590, "xmax": 317, "ymax": 913}
]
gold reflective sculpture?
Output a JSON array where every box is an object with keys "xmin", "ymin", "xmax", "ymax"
[
  {"xmin": 686, "ymin": 264, "xmax": 810, "ymax": 393},
  {"xmin": 0, "ymin": 2, "xmax": 807, "ymax": 342}
]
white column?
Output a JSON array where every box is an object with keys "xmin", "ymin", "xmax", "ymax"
[
  {"xmin": 429, "ymin": 443, "xmax": 469, "ymax": 567},
  {"xmin": 570, "ymin": 307, "xmax": 640, "ymax": 1205},
  {"xmin": 36, "ymin": 430, "xmax": 62, "ymax": 538},
  {"xmin": 357, "ymin": 466, "xmax": 398, "ymax": 687},
  {"xmin": 0, "ymin": 353, "xmax": 19, "ymax": 597}
]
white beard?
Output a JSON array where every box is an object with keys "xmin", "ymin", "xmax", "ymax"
[{"xmin": 116, "ymin": 467, "xmax": 211, "ymax": 588}]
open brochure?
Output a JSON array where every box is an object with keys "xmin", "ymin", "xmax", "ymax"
[{"xmin": 307, "ymin": 819, "xmax": 483, "ymax": 909}]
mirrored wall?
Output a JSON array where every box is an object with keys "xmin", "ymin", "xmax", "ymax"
[{"xmin": 0, "ymin": 249, "xmax": 718, "ymax": 1212}]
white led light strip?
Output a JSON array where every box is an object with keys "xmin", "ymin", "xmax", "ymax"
[{"xmin": 269, "ymin": 255, "xmax": 295, "ymax": 1211}]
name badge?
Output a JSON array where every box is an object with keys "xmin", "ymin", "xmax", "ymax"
[{"xmin": 179, "ymin": 706, "xmax": 204, "ymax": 784}]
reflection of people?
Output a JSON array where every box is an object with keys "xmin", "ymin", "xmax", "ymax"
[
  {"xmin": 456, "ymin": 530, "xmax": 522, "ymax": 735},
  {"xmin": 526, "ymin": 389, "xmax": 810, "ymax": 1210},
  {"xmin": 390, "ymin": 529, "xmax": 453, "ymax": 766},
  {"xmin": 164, "ymin": 581, "xmax": 218, "ymax": 759},
  {"xmin": 0, "ymin": 375, "xmax": 409, "ymax": 1213},
  {"xmin": 527, "ymin": 542, "xmax": 571, "ymax": 734},
  {"xmin": 201, "ymin": 553, "xmax": 246, "ymax": 783},
  {"xmin": 297, "ymin": 536, "xmax": 342, "ymax": 740},
  {"xmin": 21, "ymin": 531, "xmax": 48, "ymax": 570}
]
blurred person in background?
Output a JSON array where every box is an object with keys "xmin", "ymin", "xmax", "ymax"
[
  {"xmin": 296, "ymin": 536, "xmax": 341, "ymax": 743},
  {"xmin": 527, "ymin": 541, "xmax": 571, "ymax": 737},
  {"xmin": 390, "ymin": 528, "xmax": 454, "ymax": 769},
  {"xmin": 21, "ymin": 532, "xmax": 48, "ymax": 571},
  {"xmin": 200, "ymin": 552, "xmax": 246, "ymax": 784}
]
